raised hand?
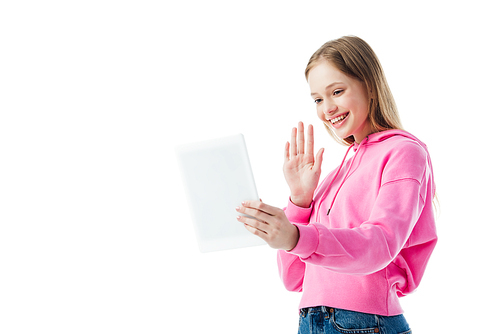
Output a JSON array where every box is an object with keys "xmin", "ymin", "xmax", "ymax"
[{"xmin": 283, "ymin": 122, "xmax": 324, "ymax": 208}]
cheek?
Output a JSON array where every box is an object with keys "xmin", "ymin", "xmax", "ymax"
[
  {"xmin": 348, "ymin": 97, "xmax": 368, "ymax": 117},
  {"xmin": 356, "ymin": 99, "xmax": 370, "ymax": 119},
  {"xmin": 316, "ymin": 107, "xmax": 325, "ymax": 121},
  {"xmin": 350, "ymin": 90, "xmax": 370, "ymax": 115}
]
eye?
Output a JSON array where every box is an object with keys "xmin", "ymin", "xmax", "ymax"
[
  {"xmin": 333, "ymin": 89, "xmax": 344, "ymax": 96},
  {"xmin": 313, "ymin": 98, "xmax": 322, "ymax": 104}
]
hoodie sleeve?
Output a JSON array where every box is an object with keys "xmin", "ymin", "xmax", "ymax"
[
  {"xmin": 276, "ymin": 198, "xmax": 313, "ymax": 292},
  {"xmin": 287, "ymin": 142, "xmax": 433, "ymax": 275}
]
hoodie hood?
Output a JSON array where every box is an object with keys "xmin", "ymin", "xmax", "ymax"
[{"xmin": 353, "ymin": 129, "xmax": 429, "ymax": 152}]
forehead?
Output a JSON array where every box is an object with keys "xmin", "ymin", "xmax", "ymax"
[{"xmin": 308, "ymin": 60, "xmax": 353, "ymax": 93}]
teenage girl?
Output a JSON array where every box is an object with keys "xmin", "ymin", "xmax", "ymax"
[{"xmin": 235, "ymin": 36, "xmax": 437, "ymax": 334}]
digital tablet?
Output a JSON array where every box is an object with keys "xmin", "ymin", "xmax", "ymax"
[{"xmin": 175, "ymin": 134, "xmax": 266, "ymax": 252}]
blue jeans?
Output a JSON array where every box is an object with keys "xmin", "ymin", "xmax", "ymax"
[{"xmin": 298, "ymin": 306, "xmax": 411, "ymax": 334}]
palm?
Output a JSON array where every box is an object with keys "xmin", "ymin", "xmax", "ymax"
[
  {"xmin": 284, "ymin": 151, "xmax": 317, "ymax": 194},
  {"xmin": 283, "ymin": 122, "xmax": 324, "ymax": 207}
]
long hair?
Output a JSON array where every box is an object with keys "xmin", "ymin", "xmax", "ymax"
[{"xmin": 305, "ymin": 36, "xmax": 403, "ymax": 145}]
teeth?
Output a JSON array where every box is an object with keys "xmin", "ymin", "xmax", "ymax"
[{"xmin": 330, "ymin": 114, "xmax": 347, "ymax": 124}]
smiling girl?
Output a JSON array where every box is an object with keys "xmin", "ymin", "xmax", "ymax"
[{"xmin": 236, "ymin": 36, "xmax": 437, "ymax": 334}]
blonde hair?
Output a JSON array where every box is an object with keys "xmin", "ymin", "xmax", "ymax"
[{"xmin": 305, "ymin": 36, "xmax": 403, "ymax": 145}]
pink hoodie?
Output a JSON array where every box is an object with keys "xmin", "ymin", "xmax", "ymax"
[{"xmin": 277, "ymin": 130, "xmax": 437, "ymax": 316}]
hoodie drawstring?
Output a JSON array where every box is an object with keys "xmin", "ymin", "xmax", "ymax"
[
  {"xmin": 313, "ymin": 143, "xmax": 354, "ymax": 220},
  {"xmin": 325, "ymin": 137, "xmax": 368, "ymax": 215}
]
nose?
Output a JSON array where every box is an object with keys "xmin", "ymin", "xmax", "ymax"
[{"xmin": 322, "ymin": 98, "xmax": 338, "ymax": 117}]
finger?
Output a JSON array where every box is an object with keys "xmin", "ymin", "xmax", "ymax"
[
  {"xmin": 290, "ymin": 127, "xmax": 297, "ymax": 156},
  {"xmin": 241, "ymin": 200, "xmax": 279, "ymax": 216},
  {"xmin": 284, "ymin": 141, "xmax": 290, "ymax": 162},
  {"xmin": 237, "ymin": 215, "xmax": 268, "ymax": 234},
  {"xmin": 306, "ymin": 124, "xmax": 314, "ymax": 157},
  {"xmin": 297, "ymin": 121, "xmax": 305, "ymax": 155},
  {"xmin": 237, "ymin": 205, "xmax": 270, "ymax": 221},
  {"xmin": 243, "ymin": 222, "xmax": 268, "ymax": 240}
]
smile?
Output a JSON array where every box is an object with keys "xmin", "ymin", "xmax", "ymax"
[{"xmin": 329, "ymin": 112, "xmax": 349, "ymax": 125}]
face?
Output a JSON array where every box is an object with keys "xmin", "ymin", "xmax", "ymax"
[{"xmin": 308, "ymin": 60, "xmax": 373, "ymax": 143}]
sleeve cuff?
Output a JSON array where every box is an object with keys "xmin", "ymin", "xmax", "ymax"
[
  {"xmin": 284, "ymin": 197, "xmax": 314, "ymax": 225},
  {"xmin": 287, "ymin": 223, "xmax": 319, "ymax": 259}
]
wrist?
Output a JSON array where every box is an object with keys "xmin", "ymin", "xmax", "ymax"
[
  {"xmin": 290, "ymin": 195, "xmax": 312, "ymax": 208},
  {"xmin": 286, "ymin": 225, "xmax": 300, "ymax": 252}
]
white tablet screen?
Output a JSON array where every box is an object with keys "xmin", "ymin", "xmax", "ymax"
[{"xmin": 176, "ymin": 134, "xmax": 265, "ymax": 252}]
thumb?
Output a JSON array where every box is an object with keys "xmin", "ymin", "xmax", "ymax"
[{"xmin": 314, "ymin": 148, "xmax": 325, "ymax": 171}]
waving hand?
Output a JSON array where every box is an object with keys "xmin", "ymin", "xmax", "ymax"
[{"xmin": 283, "ymin": 122, "xmax": 324, "ymax": 208}]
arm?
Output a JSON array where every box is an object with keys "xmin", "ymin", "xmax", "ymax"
[
  {"xmin": 289, "ymin": 178, "xmax": 426, "ymax": 275},
  {"xmin": 277, "ymin": 250, "xmax": 305, "ymax": 292},
  {"xmin": 277, "ymin": 198, "xmax": 314, "ymax": 292}
]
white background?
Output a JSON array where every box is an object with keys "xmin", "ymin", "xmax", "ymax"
[{"xmin": 1, "ymin": 1, "xmax": 499, "ymax": 333}]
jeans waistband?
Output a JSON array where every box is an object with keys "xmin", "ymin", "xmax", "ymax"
[{"xmin": 300, "ymin": 306, "xmax": 334, "ymax": 316}]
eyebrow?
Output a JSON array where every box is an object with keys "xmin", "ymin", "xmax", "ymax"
[{"xmin": 310, "ymin": 82, "xmax": 343, "ymax": 96}]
